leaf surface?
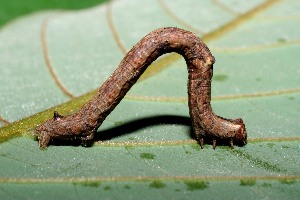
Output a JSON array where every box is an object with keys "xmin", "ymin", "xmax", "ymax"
[{"xmin": 0, "ymin": 0, "xmax": 299, "ymax": 199}]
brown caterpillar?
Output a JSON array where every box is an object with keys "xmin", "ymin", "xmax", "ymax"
[{"xmin": 35, "ymin": 27, "xmax": 247, "ymax": 149}]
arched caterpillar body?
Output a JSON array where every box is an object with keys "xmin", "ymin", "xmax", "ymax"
[{"xmin": 35, "ymin": 27, "xmax": 247, "ymax": 148}]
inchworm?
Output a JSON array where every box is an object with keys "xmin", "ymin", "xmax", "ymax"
[{"xmin": 35, "ymin": 27, "xmax": 247, "ymax": 149}]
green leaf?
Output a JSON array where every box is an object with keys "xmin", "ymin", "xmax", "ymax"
[{"xmin": 0, "ymin": 0, "xmax": 300, "ymax": 199}]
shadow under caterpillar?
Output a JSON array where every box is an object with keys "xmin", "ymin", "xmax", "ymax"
[{"xmin": 35, "ymin": 27, "xmax": 247, "ymax": 149}]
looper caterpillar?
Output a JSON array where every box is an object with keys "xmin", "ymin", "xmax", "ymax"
[{"xmin": 35, "ymin": 27, "xmax": 247, "ymax": 149}]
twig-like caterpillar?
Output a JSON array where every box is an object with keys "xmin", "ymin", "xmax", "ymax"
[{"xmin": 35, "ymin": 27, "xmax": 247, "ymax": 149}]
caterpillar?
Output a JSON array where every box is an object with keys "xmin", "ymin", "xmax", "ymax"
[{"xmin": 35, "ymin": 27, "xmax": 247, "ymax": 149}]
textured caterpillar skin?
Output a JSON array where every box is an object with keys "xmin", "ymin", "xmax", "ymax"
[{"xmin": 35, "ymin": 27, "xmax": 247, "ymax": 148}]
